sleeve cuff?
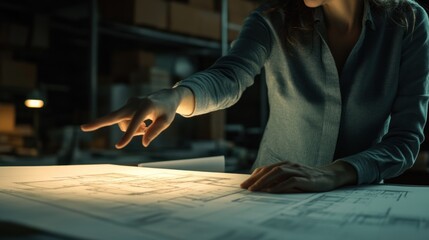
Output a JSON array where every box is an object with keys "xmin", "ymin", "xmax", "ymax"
[
  {"xmin": 336, "ymin": 155, "xmax": 381, "ymax": 185},
  {"xmin": 174, "ymin": 79, "xmax": 209, "ymax": 117}
]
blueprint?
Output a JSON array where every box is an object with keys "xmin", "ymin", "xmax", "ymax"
[
  {"xmin": 0, "ymin": 164, "xmax": 428, "ymax": 240},
  {"xmin": 139, "ymin": 155, "xmax": 225, "ymax": 172}
]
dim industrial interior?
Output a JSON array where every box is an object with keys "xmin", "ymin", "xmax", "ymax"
[
  {"xmin": 1, "ymin": 0, "xmax": 428, "ymax": 182},
  {"xmin": 0, "ymin": 0, "xmax": 270, "ymax": 173},
  {"xmin": 1, "ymin": 0, "xmax": 429, "ymax": 239}
]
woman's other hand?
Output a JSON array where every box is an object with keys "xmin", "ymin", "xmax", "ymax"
[
  {"xmin": 240, "ymin": 160, "xmax": 357, "ymax": 193},
  {"xmin": 80, "ymin": 87, "xmax": 194, "ymax": 149}
]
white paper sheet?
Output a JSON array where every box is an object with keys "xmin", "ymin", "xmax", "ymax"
[
  {"xmin": 0, "ymin": 164, "xmax": 428, "ymax": 240},
  {"xmin": 138, "ymin": 156, "xmax": 225, "ymax": 172}
]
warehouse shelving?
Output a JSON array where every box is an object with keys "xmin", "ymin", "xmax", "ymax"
[
  {"xmin": 0, "ymin": 0, "xmax": 267, "ymax": 166},
  {"xmin": 100, "ymin": 22, "xmax": 222, "ymax": 52},
  {"xmin": 87, "ymin": 0, "xmax": 232, "ymax": 120},
  {"xmin": 0, "ymin": 0, "xmax": 231, "ymax": 116}
]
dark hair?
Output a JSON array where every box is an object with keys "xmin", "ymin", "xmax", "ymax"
[
  {"xmin": 259, "ymin": 0, "xmax": 417, "ymax": 47},
  {"xmin": 371, "ymin": 0, "xmax": 416, "ymax": 32}
]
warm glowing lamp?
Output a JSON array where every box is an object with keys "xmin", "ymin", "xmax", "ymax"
[
  {"xmin": 24, "ymin": 88, "xmax": 46, "ymax": 156},
  {"xmin": 25, "ymin": 89, "xmax": 45, "ymax": 109},
  {"xmin": 25, "ymin": 99, "xmax": 44, "ymax": 108}
]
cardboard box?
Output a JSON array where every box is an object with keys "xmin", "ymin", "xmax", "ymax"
[
  {"xmin": 169, "ymin": 2, "xmax": 199, "ymax": 36},
  {"xmin": 111, "ymin": 51, "xmax": 155, "ymax": 75},
  {"xmin": 0, "ymin": 103, "xmax": 15, "ymax": 133},
  {"xmin": 229, "ymin": 29, "xmax": 240, "ymax": 41},
  {"xmin": 111, "ymin": 66, "xmax": 171, "ymax": 88},
  {"xmin": 228, "ymin": 0, "xmax": 256, "ymax": 24},
  {"xmin": 198, "ymin": 9, "xmax": 220, "ymax": 40},
  {"xmin": 31, "ymin": 15, "xmax": 50, "ymax": 49},
  {"xmin": 228, "ymin": 20, "xmax": 244, "ymax": 41},
  {"xmin": 188, "ymin": 0, "xmax": 215, "ymax": 11},
  {"xmin": 0, "ymin": 23, "xmax": 29, "ymax": 47},
  {"xmin": 98, "ymin": 74, "xmax": 113, "ymax": 85},
  {"xmin": 0, "ymin": 50, "xmax": 13, "ymax": 60},
  {"xmin": 99, "ymin": 0, "xmax": 168, "ymax": 29},
  {"xmin": 0, "ymin": 59, "xmax": 37, "ymax": 88},
  {"xmin": 130, "ymin": 67, "xmax": 171, "ymax": 88},
  {"xmin": 169, "ymin": 2, "xmax": 220, "ymax": 40},
  {"xmin": 195, "ymin": 110, "xmax": 225, "ymax": 140}
]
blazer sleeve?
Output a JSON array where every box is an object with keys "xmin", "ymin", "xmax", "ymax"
[
  {"xmin": 338, "ymin": 5, "xmax": 429, "ymax": 184},
  {"xmin": 174, "ymin": 11, "xmax": 273, "ymax": 116}
]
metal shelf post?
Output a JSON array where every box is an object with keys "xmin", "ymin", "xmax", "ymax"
[
  {"xmin": 89, "ymin": 0, "xmax": 98, "ymax": 120},
  {"xmin": 221, "ymin": 0, "xmax": 229, "ymax": 56}
]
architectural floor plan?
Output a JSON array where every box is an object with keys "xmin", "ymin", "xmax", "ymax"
[{"xmin": 0, "ymin": 164, "xmax": 428, "ymax": 240}]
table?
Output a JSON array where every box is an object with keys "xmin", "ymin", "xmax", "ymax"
[{"xmin": 1, "ymin": 164, "xmax": 428, "ymax": 240}]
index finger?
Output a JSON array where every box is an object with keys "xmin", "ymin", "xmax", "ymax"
[
  {"xmin": 115, "ymin": 107, "xmax": 151, "ymax": 149},
  {"xmin": 81, "ymin": 108, "xmax": 128, "ymax": 132}
]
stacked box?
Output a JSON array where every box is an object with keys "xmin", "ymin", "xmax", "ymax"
[
  {"xmin": 188, "ymin": 0, "xmax": 215, "ymax": 11},
  {"xmin": 99, "ymin": 0, "xmax": 168, "ymax": 29},
  {"xmin": 228, "ymin": 0, "xmax": 259, "ymax": 41},
  {"xmin": 0, "ymin": 103, "xmax": 15, "ymax": 133},
  {"xmin": 31, "ymin": 15, "xmax": 50, "ymax": 49},
  {"xmin": 130, "ymin": 68, "xmax": 171, "ymax": 88},
  {"xmin": 0, "ymin": 50, "xmax": 13, "ymax": 60},
  {"xmin": 169, "ymin": 2, "xmax": 221, "ymax": 40},
  {"xmin": 110, "ymin": 50, "xmax": 171, "ymax": 88},
  {"xmin": 169, "ymin": 2, "xmax": 198, "ymax": 37},
  {"xmin": 111, "ymin": 51, "xmax": 155, "ymax": 75},
  {"xmin": 228, "ymin": 0, "xmax": 257, "ymax": 24},
  {"xmin": 0, "ymin": 59, "xmax": 37, "ymax": 89},
  {"xmin": 0, "ymin": 23, "xmax": 29, "ymax": 47},
  {"xmin": 195, "ymin": 110, "xmax": 225, "ymax": 140}
]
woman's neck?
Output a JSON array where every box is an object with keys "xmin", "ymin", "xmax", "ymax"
[{"xmin": 322, "ymin": 0, "xmax": 364, "ymax": 33}]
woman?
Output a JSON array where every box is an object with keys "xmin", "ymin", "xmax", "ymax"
[{"xmin": 81, "ymin": 0, "xmax": 429, "ymax": 193}]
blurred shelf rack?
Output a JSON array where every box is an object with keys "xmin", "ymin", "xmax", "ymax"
[
  {"xmin": 99, "ymin": 22, "xmax": 221, "ymax": 54},
  {"xmin": 0, "ymin": 0, "xmax": 267, "ymax": 162},
  {"xmin": 0, "ymin": 0, "xmax": 230, "ymax": 121},
  {"xmin": 87, "ymin": 0, "xmax": 230, "ymax": 120}
]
